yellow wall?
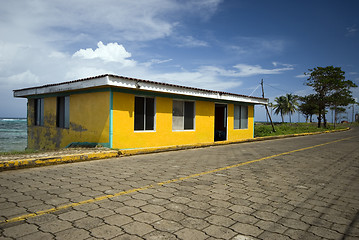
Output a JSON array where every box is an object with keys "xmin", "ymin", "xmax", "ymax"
[
  {"xmin": 112, "ymin": 92, "xmax": 254, "ymax": 150},
  {"xmin": 27, "ymin": 89, "xmax": 255, "ymax": 150},
  {"xmin": 112, "ymin": 92, "xmax": 215, "ymax": 149},
  {"xmin": 27, "ymin": 91, "xmax": 110, "ymax": 150},
  {"xmin": 227, "ymin": 104, "xmax": 254, "ymax": 141}
]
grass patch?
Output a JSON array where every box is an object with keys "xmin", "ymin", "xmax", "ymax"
[
  {"xmin": 0, "ymin": 149, "xmax": 45, "ymax": 156},
  {"xmin": 254, "ymin": 122, "xmax": 349, "ymax": 137}
]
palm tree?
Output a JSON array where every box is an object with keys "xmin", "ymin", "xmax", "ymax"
[
  {"xmin": 286, "ymin": 94, "xmax": 298, "ymax": 123},
  {"xmin": 273, "ymin": 96, "xmax": 287, "ymax": 123}
]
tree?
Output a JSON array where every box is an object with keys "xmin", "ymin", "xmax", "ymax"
[
  {"xmin": 273, "ymin": 96, "xmax": 287, "ymax": 123},
  {"xmin": 305, "ymin": 66, "xmax": 357, "ymax": 128},
  {"xmin": 328, "ymin": 88, "xmax": 357, "ymax": 127},
  {"xmin": 330, "ymin": 106, "xmax": 346, "ymax": 127},
  {"xmin": 299, "ymin": 95, "xmax": 318, "ymax": 122},
  {"xmin": 285, "ymin": 93, "xmax": 298, "ymax": 123},
  {"xmin": 273, "ymin": 94, "xmax": 298, "ymax": 123}
]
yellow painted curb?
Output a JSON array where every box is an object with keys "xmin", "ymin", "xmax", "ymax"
[
  {"xmin": 118, "ymin": 127, "xmax": 350, "ymax": 156},
  {"xmin": 0, "ymin": 151, "xmax": 119, "ymax": 171}
]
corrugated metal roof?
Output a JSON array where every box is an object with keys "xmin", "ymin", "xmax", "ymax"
[{"xmin": 13, "ymin": 74, "xmax": 267, "ymax": 102}]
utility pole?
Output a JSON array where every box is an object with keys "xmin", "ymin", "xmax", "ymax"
[
  {"xmin": 352, "ymin": 103, "xmax": 355, "ymax": 123},
  {"xmin": 261, "ymin": 79, "xmax": 275, "ymax": 132}
]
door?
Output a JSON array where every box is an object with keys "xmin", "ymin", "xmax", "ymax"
[{"xmin": 214, "ymin": 104, "xmax": 227, "ymax": 141}]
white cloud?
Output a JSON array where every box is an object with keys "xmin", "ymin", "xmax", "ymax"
[
  {"xmin": 227, "ymin": 45, "xmax": 247, "ymax": 55},
  {"xmin": 241, "ymin": 37, "xmax": 285, "ymax": 52},
  {"xmin": 65, "ymin": 67, "xmax": 114, "ymax": 81},
  {"xmin": 182, "ymin": 0, "xmax": 223, "ymax": 21},
  {"xmin": 73, "ymin": 41, "xmax": 136, "ymax": 66},
  {"xmin": 150, "ymin": 70, "xmax": 242, "ymax": 91},
  {"xmin": 48, "ymin": 51, "xmax": 67, "ymax": 59},
  {"xmin": 148, "ymin": 63, "xmax": 293, "ymax": 91},
  {"xmin": 6, "ymin": 71, "xmax": 40, "ymax": 86},
  {"xmin": 150, "ymin": 59, "xmax": 173, "ymax": 64},
  {"xmin": 1, "ymin": 1, "xmax": 173, "ymax": 42},
  {"xmin": 0, "ymin": 1, "xmax": 223, "ymax": 117},
  {"xmin": 293, "ymin": 87, "xmax": 314, "ymax": 97},
  {"xmin": 2, "ymin": 0, "xmax": 306, "ymax": 118},
  {"xmin": 196, "ymin": 64, "xmax": 293, "ymax": 78},
  {"xmin": 0, "ymin": 0, "xmax": 222, "ymax": 44},
  {"xmin": 142, "ymin": 58, "xmax": 173, "ymax": 67},
  {"xmin": 63, "ymin": 42, "xmax": 245, "ymax": 91},
  {"xmin": 295, "ymin": 74, "xmax": 307, "ymax": 78},
  {"xmin": 346, "ymin": 25, "xmax": 357, "ymax": 36},
  {"xmin": 175, "ymin": 36, "xmax": 209, "ymax": 47},
  {"xmin": 197, "ymin": 66, "xmax": 239, "ymax": 77},
  {"xmin": 273, "ymin": 62, "xmax": 294, "ymax": 68},
  {"xmin": 233, "ymin": 64, "xmax": 293, "ymax": 77},
  {"xmin": 226, "ymin": 37, "xmax": 286, "ymax": 59}
]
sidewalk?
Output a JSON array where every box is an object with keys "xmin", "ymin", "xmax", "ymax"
[
  {"xmin": 0, "ymin": 148, "xmax": 119, "ymax": 171},
  {"xmin": 0, "ymin": 127, "xmax": 350, "ymax": 171},
  {"xmin": 1, "ymin": 127, "xmax": 357, "ymax": 240}
]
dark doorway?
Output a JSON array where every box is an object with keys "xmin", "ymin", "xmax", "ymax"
[{"xmin": 214, "ymin": 104, "xmax": 227, "ymax": 141}]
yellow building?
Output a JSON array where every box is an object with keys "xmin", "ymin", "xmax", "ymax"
[{"xmin": 14, "ymin": 74, "xmax": 268, "ymax": 150}]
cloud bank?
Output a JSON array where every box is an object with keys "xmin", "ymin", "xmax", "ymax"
[
  {"xmin": 0, "ymin": 0, "xmax": 295, "ymax": 117},
  {"xmin": 73, "ymin": 42, "xmax": 136, "ymax": 66}
]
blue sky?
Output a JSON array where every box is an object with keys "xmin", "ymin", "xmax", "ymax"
[{"xmin": 1, "ymin": 0, "xmax": 358, "ymax": 121}]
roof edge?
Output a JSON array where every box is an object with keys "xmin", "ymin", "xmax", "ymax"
[{"xmin": 13, "ymin": 74, "xmax": 268, "ymax": 104}]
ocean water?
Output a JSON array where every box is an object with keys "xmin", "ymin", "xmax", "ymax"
[{"xmin": 0, "ymin": 118, "xmax": 27, "ymax": 152}]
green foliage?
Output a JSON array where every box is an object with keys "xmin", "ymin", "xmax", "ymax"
[
  {"xmin": 272, "ymin": 94, "xmax": 299, "ymax": 123},
  {"xmin": 305, "ymin": 66, "xmax": 357, "ymax": 128},
  {"xmin": 273, "ymin": 96, "xmax": 287, "ymax": 123},
  {"xmin": 298, "ymin": 94, "xmax": 319, "ymax": 122},
  {"xmin": 285, "ymin": 93, "xmax": 299, "ymax": 123},
  {"xmin": 254, "ymin": 122, "xmax": 347, "ymax": 137}
]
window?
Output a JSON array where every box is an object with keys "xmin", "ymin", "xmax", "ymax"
[
  {"xmin": 57, "ymin": 96, "xmax": 70, "ymax": 128},
  {"xmin": 172, "ymin": 100, "xmax": 195, "ymax": 130},
  {"xmin": 134, "ymin": 96, "xmax": 155, "ymax": 131},
  {"xmin": 34, "ymin": 98, "xmax": 44, "ymax": 126},
  {"xmin": 234, "ymin": 105, "xmax": 248, "ymax": 129}
]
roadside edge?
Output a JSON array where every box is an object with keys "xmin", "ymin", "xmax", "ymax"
[{"xmin": 0, "ymin": 127, "xmax": 350, "ymax": 171}]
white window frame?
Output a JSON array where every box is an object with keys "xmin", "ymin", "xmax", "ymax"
[
  {"xmin": 234, "ymin": 104, "xmax": 248, "ymax": 129},
  {"xmin": 134, "ymin": 96, "xmax": 156, "ymax": 132},
  {"xmin": 172, "ymin": 100, "xmax": 195, "ymax": 131}
]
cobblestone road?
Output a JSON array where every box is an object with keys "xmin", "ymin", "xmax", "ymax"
[{"xmin": 1, "ymin": 129, "xmax": 358, "ymax": 239}]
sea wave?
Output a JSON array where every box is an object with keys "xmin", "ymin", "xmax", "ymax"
[
  {"xmin": 0, "ymin": 118, "xmax": 27, "ymax": 122},
  {"xmin": 0, "ymin": 128, "xmax": 26, "ymax": 132},
  {"xmin": 0, "ymin": 119, "xmax": 27, "ymax": 152}
]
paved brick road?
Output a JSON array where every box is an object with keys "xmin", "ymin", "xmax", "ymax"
[{"xmin": 1, "ymin": 128, "xmax": 358, "ymax": 239}]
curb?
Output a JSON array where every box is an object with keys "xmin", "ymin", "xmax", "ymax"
[
  {"xmin": 0, "ymin": 151, "xmax": 119, "ymax": 172},
  {"xmin": 118, "ymin": 127, "xmax": 351, "ymax": 156},
  {"xmin": 0, "ymin": 127, "xmax": 350, "ymax": 171}
]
